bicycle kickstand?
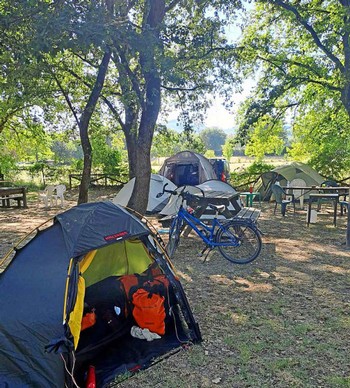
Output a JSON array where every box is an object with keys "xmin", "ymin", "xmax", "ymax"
[{"xmin": 199, "ymin": 246, "xmax": 212, "ymax": 262}]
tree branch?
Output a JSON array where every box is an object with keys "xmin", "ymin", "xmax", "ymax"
[
  {"xmin": 161, "ymin": 83, "xmax": 211, "ymax": 92},
  {"xmin": 47, "ymin": 67, "xmax": 80, "ymax": 126},
  {"xmin": 269, "ymin": 0, "xmax": 345, "ymax": 72},
  {"xmin": 101, "ymin": 96, "xmax": 125, "ymax": 131}
]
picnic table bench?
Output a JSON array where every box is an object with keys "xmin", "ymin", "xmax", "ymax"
[
  {"xmin": 0, "ymin": 187, "xmax": 27, "ymax": 208},
  {"xmin": 233, "ymin": 206, "xmax": 261, "ymax": 224}
]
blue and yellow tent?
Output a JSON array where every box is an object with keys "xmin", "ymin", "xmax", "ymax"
[{"xmin": 0, "ymin": 202, "xmax": 201, "ymax": 387}]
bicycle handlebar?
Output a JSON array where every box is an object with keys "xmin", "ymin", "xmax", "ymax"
[{"xmin": 156, "ymin": 183, "xmax": 204, "ymax": 202}]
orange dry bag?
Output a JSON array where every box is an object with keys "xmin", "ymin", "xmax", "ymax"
[{"xmin": 131, "ymin": 288, "xmax": 166, "ymax": 335}]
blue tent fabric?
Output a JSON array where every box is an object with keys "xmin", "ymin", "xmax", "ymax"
[
  {"xmin": 0, "ymin": 225, "xmax": 67, "ymax": 387},
  {"xmin": 55, "ymin": 201, "xmax": 149, "ymax": 257},
  {"xmin": 0, "ymin": 202, "xmax": 149, "ymax": 387},
  {"xmin": 0, "ymin": 201, "xmax": 201, "ymax": 387}
]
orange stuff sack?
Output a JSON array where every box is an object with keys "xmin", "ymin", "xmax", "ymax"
[
  {"xmin": 81, "ymin": 311, "xmax": 96, "ymax": 331},
  {"xmin": 132, "ymin": 288, "xmax": 166, "ymax": 335}
]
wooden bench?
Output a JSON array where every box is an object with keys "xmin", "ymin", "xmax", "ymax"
[
  {"xmin": 233, "ymin": 207, "xmax": 261, "ymax": 224},
  {"xmin": 9, "ymin": 195, "xmax": 26, "ymax": 208},
  {"xmin": 0, "ymin": 187, "xmax": 27, "ymax": 209},
  {"xmin": 0, "ymin": 195, "xmax": 25, "ymax": 208}
]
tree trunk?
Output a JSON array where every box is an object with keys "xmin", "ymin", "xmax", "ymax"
[
  {"xmin": 341, "ymin": 83, "xmax": 350, "ymax": 118},
  {"xmin": 127, "ymin": 76, "xmax": 161, "ymax": 213},
  {"xmin": 77, "ymin": 50, "xmax": 111, "ymax": 204},
  {"xmin": 124, "ymin": 108, "xmax": 139, "ymax": 180},
  {"xmin": 122, "ymin": 0, "xmax": 165, "ymax": 214}
]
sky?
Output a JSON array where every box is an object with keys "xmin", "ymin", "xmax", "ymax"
[
  {"xmin": 164, "ymin": 79, "xmax": 255, "ymax": 134},
  {"xmin": 165, "ymin": 5, "xmax": 255, "ymax": 134}
]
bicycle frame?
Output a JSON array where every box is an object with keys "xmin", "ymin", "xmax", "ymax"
[{"xmin": 175, "ymin": 205, "xmax": 239, "ymax": 248}]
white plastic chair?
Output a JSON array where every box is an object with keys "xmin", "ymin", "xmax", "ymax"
[
  {"xmin": 38, "ymin": 185, "xmax": 56, "ymax": 208},
  {"xmin": 53, "ymin": 184, "xmax": 66, "ymax": 207},
  {"xmin": 289, "ymin": 178, "xmax": 307, "ymax": 209}
]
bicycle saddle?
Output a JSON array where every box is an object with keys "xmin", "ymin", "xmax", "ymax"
[{"xmin": 208, "ymin": 204, "xmax": 226, "ymax": 213}]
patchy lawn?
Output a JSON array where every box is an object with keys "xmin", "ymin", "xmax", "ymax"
[{"xmin": 1, "ymin": 187, "xmax": 349, "ymax": 388}]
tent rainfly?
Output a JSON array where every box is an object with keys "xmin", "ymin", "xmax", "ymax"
[
  {"xmin": 256, "ymin": 162, "xmax": 324, "ymax": 200},
  {"xmin": 0, "ymin": 202, "xmax": 201, "ymax": 387}
]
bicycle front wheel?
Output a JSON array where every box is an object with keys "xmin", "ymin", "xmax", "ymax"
[
  {"xmin": 216, "ymin": 220, "xmax": 262, "ymax": 264},
  {"xmin": 167, "ymin": 216, "xmax": 183, "ymax": 258}
]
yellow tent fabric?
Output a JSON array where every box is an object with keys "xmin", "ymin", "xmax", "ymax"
[
  {"xmin": 67, "ymin": 275, "xmax": 85, "ymax": 349},
  {"xmin": 80, "ymin": 249, "xmax": 97, "ymax": 274},
  {"xmin": 82, "ymin": 239, "xmax": 153, "ymax": 287}
]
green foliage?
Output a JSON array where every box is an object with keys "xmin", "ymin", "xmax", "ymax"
[
  {"xmin": 244, "ymin": 115, "xmax": 286, "ymax": 160},
  {"xmin": 91, "ymin": 132, "xmax": 128, "ymax": 178},
  {"xmin": 222, "ymin": 136, "xmax": 235, "ymax": 160},
  {"xmin": 0, "ymin": 130, "xmax": 17, "ymax": 175},
  {"xmin": 199, "ymin": 127, "xmax": 227, "ymax": 156},
  {"xmin": 287, "ymin": 89, "xmax": 350, "ymax": 178},
  {"xmin": 50, "ymin": 133, "xmax": 83, "ymax": 164},
  {"xmin": 204, "ymin": 150, "xmax": 216, "ymax": 158},
  {"xmin": 235, "ymin": 0, "xmax": 350, "ymax": 177},
  {"xmin": 151, "ymin": 127, "xmax": 206, "ymax": 157},
  {"xmin": 0, "ymin": 124, "xmax": 54, "ymax": 178}
]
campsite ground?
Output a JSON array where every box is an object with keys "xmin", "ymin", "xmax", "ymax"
[{"xmin": 1, "ymin": 187, "xmax": 349, "ymax": 388}]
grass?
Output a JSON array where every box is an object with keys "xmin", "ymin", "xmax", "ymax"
[
  {"xmin": 1, "ymin": 187, "xmax": 349, "ymax": 387},
  {"xmin": 114, "ymin": 201, "xmax": 350, "ymax": 388}
]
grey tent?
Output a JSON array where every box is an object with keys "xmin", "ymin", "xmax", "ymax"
[
  {"xmin": 257, "ymin": 162, "xmax": 324, "ymax": 200},
  {"xmin": 159, "ymin": 151, "xmax": 217, "ymax": 186},
  {"xmin": 0, "ymin": 202, "xmax": 201, "ymax": 387}
]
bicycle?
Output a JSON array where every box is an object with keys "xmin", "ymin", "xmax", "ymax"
[{"xmin": 157, "ymin": 184, "xmax": 262, "ymax": 264}]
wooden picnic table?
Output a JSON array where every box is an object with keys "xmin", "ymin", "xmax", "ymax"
[
  {"xmin": 182, "ymin": 192, "xmax": 241, "ymax": 237},
  {"xmin": 0, "ymin": 187, "xmax": 27, "ymax": 208}
]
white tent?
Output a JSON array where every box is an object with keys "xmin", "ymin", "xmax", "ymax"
[{"xmin": 112, "ymin": 174, "xmax": 177, "ymax": 214}]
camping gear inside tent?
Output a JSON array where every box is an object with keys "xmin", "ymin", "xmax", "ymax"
[
  {"xmin": 112, "ymin": 173, "xmax": 177, "ymax": 214},
  {"xmin": 158, "ymin": 151, "xmax": 217, "ymax": 186},
  {"xmin": 0, "ymin": 202, "xmax": 201, "ymax": 388},
  {"xmin": 256, "ymin": 162, "xmax": 324, "ymax": 201}
]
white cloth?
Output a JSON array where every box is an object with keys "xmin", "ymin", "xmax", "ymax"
[{"xmin": 130, "ymin": 325, "xmax": 161, "ymax": 341}]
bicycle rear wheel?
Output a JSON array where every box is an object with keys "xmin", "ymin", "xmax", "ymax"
[
  {"xmin": 167, "ymin": 216, "xmax": 183, "ymax": 258},
  {"xmin": 216, "ymin": 220, "xmax": 262, "ymax": 264}
]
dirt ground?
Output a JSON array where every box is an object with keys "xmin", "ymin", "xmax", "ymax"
[{"xmin": 1, "ymin": 187, "xmax": 350, "ymax": 387}]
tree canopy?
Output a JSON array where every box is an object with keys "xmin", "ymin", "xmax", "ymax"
[
  {"xmin": 235, "ymin": 0, "xmax": 350, "ymax": 176},
  {"xmin": 199, "ymin": 127, "xmax": 227, "ymax": 156},
  {"xmin": 0, "ymin": 0, "xmax": 243, "ymax": 212}
]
